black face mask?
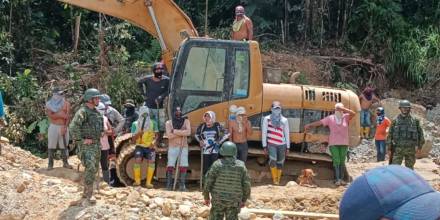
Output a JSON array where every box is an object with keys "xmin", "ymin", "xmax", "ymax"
[
  {"xmin": 154, "ymin": 70, "xmax": 163, "ymax": 78},
  {"xmin": 125, "ymin": 106, "xmax": 135, "ymax": 116}
]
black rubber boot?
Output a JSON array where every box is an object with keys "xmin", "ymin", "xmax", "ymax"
[
  {"xmin": 179, "ymin": 171, "xmax": 187, "ymax": 192},
  {"xmin": 334, "ymin": 165, "xmax": 341, "ymax": 186},
  {"xmin": 166, "ymin": 169, "xmax": 173, "ymax": 191},
  {"xmin": 340, "ymin": 165, "xmax": 348, "ymax": 185},
  {"xmin": 102, "ymin": 170, "xmax": 110, "ymax": 184},
  {"xmin": 47, "ymin": 149, "xmax": 55, "ymax": 170},
  {"xmin": 62, "ymin": 148, "xmax": 73, "ymax": 169}
]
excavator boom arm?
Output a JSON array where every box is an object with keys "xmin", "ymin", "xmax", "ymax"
[{"xmin": 58, "ymin": 0, "xmax": 199, "ymax": 68}]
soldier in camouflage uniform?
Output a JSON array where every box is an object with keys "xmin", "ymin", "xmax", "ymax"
[
  {"xmin": 387, "ymin": 100, "xmax": 425, "ymax": 169},
  {"xmin": 203, "ymin": 141, "xmax": 251, "ymax": 220},
  {"xmin": 69, "ymin": 88, "xmax": 104, "ymax": 204}
]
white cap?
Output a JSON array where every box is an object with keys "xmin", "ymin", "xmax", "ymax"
[{"xmin": 236, "ymin": 106, "xmax": 246, "ymax": 115}]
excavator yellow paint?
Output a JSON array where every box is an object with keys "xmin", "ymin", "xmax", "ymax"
[{"xmin": 58, "ymin": 0, "xmax": 198, "ymax": 69}]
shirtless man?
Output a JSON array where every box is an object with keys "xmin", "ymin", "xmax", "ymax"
[
  {"xmin": 231, "ymin": 5, "xmax": 253, "ymax": 41},
  {"xmin": 228, "ymin": 106, "xmax": 252, "ymax": 162},
  {"xmin": 359, "ymin": 86, "xmax": 381, "ymax": 139},
  {"xmin": 45, "ymin": 88, "xmax": 72, "ymax": 170}
]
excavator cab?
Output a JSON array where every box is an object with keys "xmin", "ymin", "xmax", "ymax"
[{"xmin": 169, "ymin": 39, "xmax": 253, "ymax": 122}]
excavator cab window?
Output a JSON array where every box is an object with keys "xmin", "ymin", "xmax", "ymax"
[
  {"xmin": 170, "ymin": 39, "xmax": 249, "ymax": 115},
  {"xmin": 232, "ymin": 49, "xmax": 250, "ymax": 99},
  {"xmin": 170, "ymin": 40, "xmax": 229, "ymax": 114}
]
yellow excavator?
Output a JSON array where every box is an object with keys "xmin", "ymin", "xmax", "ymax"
[{"xmin": 59, "ymin": 0, "xmax": 361, "ymax": 185}]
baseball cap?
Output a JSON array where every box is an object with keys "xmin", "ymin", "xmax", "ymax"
[
  {"xmin": 100, "ymin": 94, "xmax": 112, "ymax": 105},
  {"xmin": 340, "ymin": 165, "xmax": 440, "ymax": 220},
  {"xmin": 272, "ymin": 101, "xmax": 281, "ymax": 109}
]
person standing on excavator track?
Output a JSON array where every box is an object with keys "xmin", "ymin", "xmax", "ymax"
[
  {"xmin": 138, "ymin": 62, "xmax": 170, "ymax": 146},
  {"xmin": 165, "ymin": 106, "xmax": 191, "ymax": 191},
  {"xmin": 231, "ymin": 5, "xmax": 253, "ymax": 41},
  {"xmin": 304, "ymin": 103, "xmax": 356, "ymax": 186},
  {"xmin": 195, "ymin": 111, "xmax": 229, "ymax": 177},
  {"xmin": 46, "ymin": 87, "xmax": 73, "ymax": 170},
  {"xmin": 131, "ymin": 106, "xmax": 159, "ymax": 188},
  {"xmin": 359, "ymin": 86, "xmax": 381, "ymax": 139},
  {"xmin": 69, "ymin": 88, "xmax": 104, "ymax": 204},
  {"xmin": 261, "ymin": 101, "xmax": 290, "ymax": 185},
  {"xmin": 228, "ymin": 106, "xmax": 252, "ymax": 162}
]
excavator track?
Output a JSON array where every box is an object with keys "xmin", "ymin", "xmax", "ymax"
[{"xmin": 115, "ymin": 142, "xmax": 137, "ymax": 186}]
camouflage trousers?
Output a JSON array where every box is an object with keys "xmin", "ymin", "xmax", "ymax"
[
  {"xmin": 79, "ymin": 144, "xmax": 101, "ymax": 185},
  {"xmin": 391, "ymin": 147, "xmax": 416, "ymax": 169},
  {"xmin": 209, "ymin": 202, "xmax": 240, "ymax": 220}
]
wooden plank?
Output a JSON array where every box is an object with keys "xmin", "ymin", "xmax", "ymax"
[{"xmin": 241, "ymin": 208, "xmax": 339, "ymax": 219}]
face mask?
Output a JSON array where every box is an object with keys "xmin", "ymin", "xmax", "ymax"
[
  {"xmin": 271, "ymin": 108, "xmax": 281, "ymax": 115},
  {"xmin": 237, "ymin": 115, "xmax": 243, "ymax": 122},
  {"xmin": 335, "ymin": 111, "xmax": 343, "ymax": 119},
  {"xmin": 154, "ymin": 70, "xmax": 163, "ymax": 78}
]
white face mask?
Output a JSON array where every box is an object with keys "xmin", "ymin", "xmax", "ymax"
[{"xmin": 335, "ymin": 111, "xmax": 343, "ymax": 119}]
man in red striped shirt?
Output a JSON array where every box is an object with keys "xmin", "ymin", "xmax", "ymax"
[{"xmin": 262, "ymin": 101, "xmax": 290, "ymax": 185}]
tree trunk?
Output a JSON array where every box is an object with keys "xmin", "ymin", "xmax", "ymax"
[
  {"xmin": 281, "ymin": 20, "xmax": 285, "ymax": 45},
  {"xmin": 9, "ymin": 2, "xmax": 13, "ymax": 76},
  {"xmin": 73, "ymin": 14, "xmax": 81, "ymax": 53},
  {"xmin": 284, "ymin": 0, "xmax": 288, "ymax": 42},
  {"xmin": 304, "ymin": 0, "xmax": 310, "ymax": 44},
  {"xmin": 204, "ymin": 0, "xmax": 208, "ymax": 36},
  {"xmin": 98, "ymin": 13, "xmax": 109, "ymax": 73},
  {"xmin": 319, "ymin": 0, "xmax": 324, "ymax": 47}
]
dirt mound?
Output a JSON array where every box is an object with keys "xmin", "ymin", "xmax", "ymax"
[
  {"xmin": 262, "ymin": 51, "xmax": 327, "ymax": 86},
  {"xmin": 0, "ymin": 144, "xmax": 43, "ymax": 170}
]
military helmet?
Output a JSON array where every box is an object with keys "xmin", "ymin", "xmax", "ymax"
[
  {"xmin": 399, "ymin": 100, "xmax": 411, "ymax": 108},
  {"xmin": 84, "ymin": 88, "xmax": 101, "ymax": 101},
  {"xmin": 219, "ymin": 141, "xmax": 237, "ymax": 157}
]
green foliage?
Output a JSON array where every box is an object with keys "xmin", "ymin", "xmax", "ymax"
[
  {"xmin": 386, "ymin": 28, "xmax": 440, "ymax": 87},
  {"xmin": 335, "ymin": 82, "xmax": 359, "ymax": 93},
  {"xmin": 104, "ymin": 67, "xmax": 143, "ymax": 111},
  {"xmin": 349, "ymin": 0, "xmax": 408, "ymax": 52},
  {"xmin": 0, "ymin": 70, "xmax": 48, "ymax": 154},
  {"xmin": 296, "ymin": 72, "xmax": 309, "ymax": 85}
]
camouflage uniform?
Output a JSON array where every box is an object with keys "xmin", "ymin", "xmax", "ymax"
[
  {"xmin": 387, "ymin": 114, "xmax": 424, "ymax": 169},
  {"xmin": 69, "ymin": 105, "xmax": 103, "ymax": 186},
  {"xmin": 203, "ymin": 156, "xmax": 251, "ymax": 220}
]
